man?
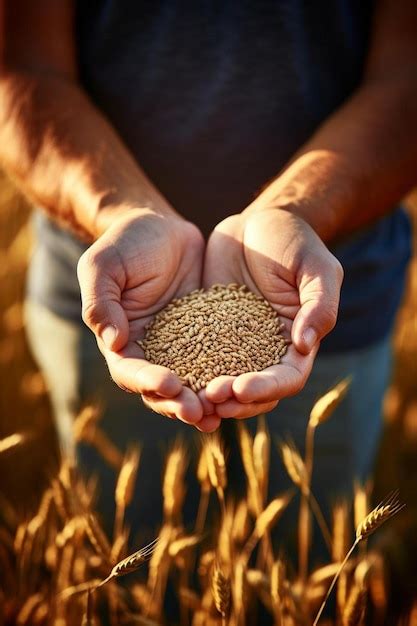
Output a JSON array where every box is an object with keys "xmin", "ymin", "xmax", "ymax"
[{"xmin": 0, "ymin": 1, "xmax": 415, "ymax": 527}]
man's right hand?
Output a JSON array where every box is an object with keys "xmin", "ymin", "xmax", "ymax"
[{"xmin": 77, "ymin": 209, "xmax": 221, "ymax": 432}]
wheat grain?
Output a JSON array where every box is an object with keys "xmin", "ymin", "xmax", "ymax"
[{"xmin": 137, "ymin": 284, "xmax": 287, "ymax": 392}]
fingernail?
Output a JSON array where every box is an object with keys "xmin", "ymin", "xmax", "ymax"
[
  {"xmin": 303, "ymin": 327, "xmax": 318, "ymax": 351},
  {"xmin": 101, "ymin": 325, "xmax": 117, "ymax": 349}
]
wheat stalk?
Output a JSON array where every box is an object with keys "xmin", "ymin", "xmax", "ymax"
[
  {"xmin": 253, "ymin": 416, "xmax": 270, "ymax": 506},
  {"xmin": 84, "ymin": 514, "xmax": 111, "ymax": 562},
  {"xmin": 342, "ymin": 584, "xmax": 366, "ymax": 626},
  {"xmin": 253, "ymin": 416, "xmax": 274, "ymax": 573},
  {"xmin": 147, "ymin": 525, "xmax": 177, "ymax": 619},
  {"xmin": 238, "ymin": 423, "xmax": 262, "ymax": 516},
  {"xmin": 74, "ymin": 405, "xmax": 123, "ymax": 470},
  {"xmin": 195, "ymin": 443, "xmax": 211, "ymax": 527}
]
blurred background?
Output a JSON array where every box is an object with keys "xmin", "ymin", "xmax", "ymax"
[{"xmin": 1, "ymin": 171, "xmax": 417, "ymax": 616}]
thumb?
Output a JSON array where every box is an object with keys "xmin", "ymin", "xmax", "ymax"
[
  {"xmin": 292, "ymin": 257, "xmax": 343, "ymax": 355},
  {"xmin": 77, "ymin": 246, "xmax": 129, "ymax": 352}
]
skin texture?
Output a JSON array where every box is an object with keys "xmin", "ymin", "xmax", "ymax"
[{"xmin": 0, "ymin": 0, "xmax": 417, "ymax": 430}]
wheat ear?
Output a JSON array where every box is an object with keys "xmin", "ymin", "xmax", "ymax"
[
  {"xmin": 114, "ymin": 444, "xmax": 140, "ymax": 540},
  {"xmin": 280, "ymin": 439, "xmax": 331, "ymax": 550},
  {"xmin": 212, "ymin": 562, "xmax": 231, "ymax": 626},
  {"xmin": 163, "ymin": 440, "xmax": 188, "ymax": 523},
  {"xmin": 300, "ymin": 377, "xmax": 352, "ymax": 583},
  {"xmin": 205, "ymin": 434, "xmax": 227, "ymax": 517},
  {"xmin": 97, "ymin": 538, "xmax": 159, "ymax": 589},
  {"xmin": 241, "ymin": 491, "xmax": 293, "ymax": 568},
  {"xmin": 0, "ymin": 432, "xmax": 27, "ymax": 454},
  {"xmin": 313, "ymin": 491, "xmax": 404, "ymax": 626}
]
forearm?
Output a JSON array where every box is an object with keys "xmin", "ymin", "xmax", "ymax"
[
  {"xmin": 0, "ymin": 71, "xmax": 173, "ymax": 239},
  {"xmin": 249, "ymin": 74, "xmax": 417, "ymax": 243}
]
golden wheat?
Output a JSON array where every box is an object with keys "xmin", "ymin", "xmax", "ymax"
[{"xmin": 137, "ymin": 284, "xmax": 287, "ymax": 392}]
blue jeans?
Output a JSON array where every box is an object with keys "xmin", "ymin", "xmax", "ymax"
[{"xmin": 25, "ymin": 300, "xmax": 392, "ymax": 536}]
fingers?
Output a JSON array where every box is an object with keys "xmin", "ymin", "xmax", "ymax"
[
  {"xmin": 213, "ymin": 399, "xmax": 278, "ymax": 419},
  {"xmin": 142, "ymin": 386, "xmax": 204, "ymax": 425},
  {"xmin": 77, "ymin": 244, "xmax": 129, "ymax": 351},
  {"xmin": 197, "ymin": 389, "xmax": 217, "ymax": 415},
  {"xmin": 292, "ymin": 256, "xmax": 344, "ymax": 355},
  {"xmin": 204, "ymin": 376, "xmax": 236, "ymax": 403},
  {"xmin": 231, "ymin": 344, "xmax": 318, "ymax": 403},
  {"xmin": 194, "ymin": 415, "xmax": 222, "ymax": 432},
  {"xmin": 101, "ymin": 343, "xmax": 183, "ymax": 398}
]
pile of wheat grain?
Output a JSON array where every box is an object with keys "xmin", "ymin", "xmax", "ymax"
[{"xmin": 137, "ymin": 284, "xmax": 288, "ymax": 392}]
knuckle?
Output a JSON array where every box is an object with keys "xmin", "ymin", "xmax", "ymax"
[
  {"xmin": 213, "ymin": 214, "xmax": 241, "ymax": 235},
  {"xmin": 81, "ymin": 296, "xmax": 102, "ymax": 327},
  {"xmin": 77, "ymin": 245, "xmax": 112, "ymax": 278},
  {"xmin": 292, "ymin": 376, "xmax": 306, "ymax": 396},
  {"xmin": 319, "ymin": 304, "xmax": 339, "ymax": 333},
  {"xmin": 77, "ymin": 248, "xmax": 97, "ymax": 275},
  {"xmin": 333, "ymin": 257, "xmax": 344, "ymax": 283}
]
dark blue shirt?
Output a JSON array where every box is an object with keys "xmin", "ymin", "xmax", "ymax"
[{"xmin": 28, "ymin": 0, "xmax": 411, "ymax": 352}]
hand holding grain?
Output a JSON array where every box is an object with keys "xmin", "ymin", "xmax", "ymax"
[
  {"xmin": 201, "ymin": 208, "xmax": 344, "ymax": 419},
  {"xmin": 77, "ymin": 208, "xmax": 215, "ymax": 429}
]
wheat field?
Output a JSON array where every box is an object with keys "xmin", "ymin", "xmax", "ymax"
[{"xmin": 1, "ymin": 171, "xmax": 417, "ymax": 625}]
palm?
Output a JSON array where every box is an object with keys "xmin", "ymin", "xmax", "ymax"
[
  {"xmin": 78, "ymin": 211, "xmax": 213, "ymax": 428},
  {"xmin": 201, "ymin": 210, "xmax": 340, "ymax": 417}
]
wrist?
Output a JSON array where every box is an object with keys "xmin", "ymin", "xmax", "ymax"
[
  {"xmin": 242, "ymin": 151, "xmax": 358, "ymax": 242},
  {"xmin": 92, "ymin": 196, "xmax": 176, "ymax": 239}
]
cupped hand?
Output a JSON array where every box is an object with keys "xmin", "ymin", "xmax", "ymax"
[
  {"xmin": 77, "ymin": 208, "xmax": 220, "ymax": 432},
  {"xmin": 201, "ymin": 208, "xmax": 344, "ymax": 419}
]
